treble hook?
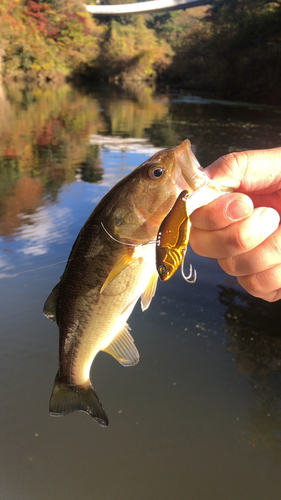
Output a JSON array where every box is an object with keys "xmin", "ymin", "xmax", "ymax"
[
  {"xmin": 181, "ymin": 249, "xmax": 197, "ymax": 283},
  {"xmin": 181, "ymin": 262, "xmax": 197, "ymax": 283}
]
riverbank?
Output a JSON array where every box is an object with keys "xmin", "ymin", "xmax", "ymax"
[{"xmin": 1, "ymin": 1, "xmax": 281, "ymax": 105}]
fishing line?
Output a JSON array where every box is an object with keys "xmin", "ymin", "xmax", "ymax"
[
  {"xmin": 100, "ymin": 222, "xmax": 156, "ymax": 247},
  {"xmin": 1, "ymin": 259, "xmax": 71, "ymax": 278},
  {"xmin": 101, "ymin": 215, "xmax": 196, "ymax": 284},
  {"xmin": 2, "ymin": 217, "xmax": 193, "ymax": 279},
  {"xmin": 1, "ymin": 220, "xmax": 156, "ymax": 278},
  {"xmin": 1, "ymin": 223, "xmax": 154, "ymax": 278}
]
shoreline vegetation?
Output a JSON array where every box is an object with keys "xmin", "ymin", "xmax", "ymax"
[{"xmin": 0, "ymin": 0, "xmax": 281, "ymax": 104}]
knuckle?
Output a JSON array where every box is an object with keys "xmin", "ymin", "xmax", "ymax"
[
  {"xmin": 238, "ymin": 273, "xmax": 264, "ymax": 296},
  {"xmin": 203, "ymin": 211, "xmax": 219, "ymax": 231},
  {"xmin": 189, "ymin": 228, "xmax": 208, "ymax": 256},
  {"xmin": 218, "ymin": 257, "xmax": 238, "ymax": 276},
  {"xmin": 228, "ymin": 225, "xmax": 250, "ymax": 254},
  {"xmin": 190, "ymin": 204, "xmax": 217, "ymax": 231},
  {"xmin": 238, "ymin": 264, "xmax": 281, "ymax": 302},
  {"xmin": 220, "ymin": 151, "xmax": 249, "ymax": 178},
  {"xmin": 270, "ymin": 289, "xmax": 281, "ymax": 302},
  {"xmin": 269, "ymin": 231, "xmax": 281, "ymax": 259}
]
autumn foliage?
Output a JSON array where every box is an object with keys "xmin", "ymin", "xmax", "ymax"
[
  {"xmin": 0, "ymin": 0, "xmax": 105, "ymax": 80},
  {"xmin": 1, "ymin": 1, "xmax": 281, "ymax": 102}
]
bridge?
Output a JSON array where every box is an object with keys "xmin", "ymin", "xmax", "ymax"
[{"xmin": 86, "ymin": 0, "xmax": 210, "ymax": 16}]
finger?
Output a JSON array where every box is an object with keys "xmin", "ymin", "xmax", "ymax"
[
  {"xmin": 190, "ymin": 193, "xmax": 253, "ymax": 231},
  {"xmin": 238, "ymin": 264, "xmax": 281, "ymax": 302},
  {"xmin": 205, "ymin": 148, "xmax": 281, "ymax": 193},
  {"xmin": 218, "ymin": 225, "xmax": 281, "ymax": 276},
  {"xmin": 190, "ymin": 206, "xmax": 280, "ymax": 259}
]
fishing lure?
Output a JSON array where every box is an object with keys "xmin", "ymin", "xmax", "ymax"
[{"xmin": 156, "ymin": 190, "xmax": 196, "ymax": 283}]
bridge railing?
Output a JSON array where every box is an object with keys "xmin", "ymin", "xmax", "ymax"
[{"xmin": 86, "ymin": 0, "xmax": 210, "ymax": 16}]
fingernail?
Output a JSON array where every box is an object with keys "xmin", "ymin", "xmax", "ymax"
[{"xmin": 226, "ymin": 199, "xmax": 253, "ymax": 221}]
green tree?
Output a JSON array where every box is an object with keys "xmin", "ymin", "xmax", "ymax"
[
  {"xmin": 164, "ymin": 0, "xmax": 281, "ymax": 102},
  {"xmin": 94, "ymin": 15, "xmax": 172, "ymax": 83}
]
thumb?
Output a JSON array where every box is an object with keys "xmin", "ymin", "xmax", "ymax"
[{"xmin": 190, "ymin": 192, "xmax": 254, "ymax": 231}]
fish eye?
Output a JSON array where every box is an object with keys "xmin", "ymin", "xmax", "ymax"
[{"xmin": 148, "ymin": 164, "xmax": 165, "ymax": 180}]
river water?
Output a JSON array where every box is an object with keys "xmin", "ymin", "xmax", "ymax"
[{"xmin": 1, "ymin": 82, "xmax": 281, "ymax": 500}]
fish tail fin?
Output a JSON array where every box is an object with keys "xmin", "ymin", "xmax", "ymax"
[{"xmin": 49, "ymin": 373, "xmax": 109, "ymax": 427}]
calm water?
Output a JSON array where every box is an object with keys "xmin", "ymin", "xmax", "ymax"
[{"xmin": 1, "ymin": 82, "xmax": 281, "ymax": 500}]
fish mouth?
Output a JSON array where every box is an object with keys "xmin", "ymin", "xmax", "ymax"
[
  {"xmin": 174, "ymin": 139, "xmax": 232, "ymax": 215},
  {"xmin": 174, "ymin": 139, "xmax": 208, "ymax": 193}
]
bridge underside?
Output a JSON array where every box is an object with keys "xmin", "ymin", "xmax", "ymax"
[{"xmin": 86, "ymin": 0, "xmax": 210, "ymax": 16}]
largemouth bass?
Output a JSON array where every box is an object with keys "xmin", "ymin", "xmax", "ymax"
[{"xmin": 44, "ymin": 139, "xmax": 230, "ymax": 426}]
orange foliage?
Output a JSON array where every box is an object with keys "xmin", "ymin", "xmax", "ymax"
[
  {"xmin": 0, "ymin": 177, "xmax": 43, "ymax": 235},
  {"xmin": 0, "ymin": 0, "xmax": 105, "ymax": 80}
]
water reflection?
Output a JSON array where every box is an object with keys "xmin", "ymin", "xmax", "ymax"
[
  {"xmin": 78, "ymin": 144, "xmax": 103, "ymax": 184},
  {"xmin": 0, "ymin": 82, "xmax": 170, "ymax": 238},
  {"xmin": 0, "ymin": 177, "xmax": 43, "ymax": 236},
  {"xmin": 1, "ymin": 81, "xmax": 281, "ymax": 240},
  {"xmin": 1, "ymin": 81, "xmax": 281, "ymax": 499},
  {"xmin": 219, "ymin": 286, "xmax": 281, "ymax": 461}
]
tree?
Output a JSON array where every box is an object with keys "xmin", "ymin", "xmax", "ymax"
[{"xmin": 0, "ymin": 0, "xmax": 105, "ymax": 80}]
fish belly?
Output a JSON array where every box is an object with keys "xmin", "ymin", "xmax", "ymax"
[{"xmin": 70, "ymin": 242, "xmax": 157, "ymax": 386}]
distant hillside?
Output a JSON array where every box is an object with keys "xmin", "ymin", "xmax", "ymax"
[{"xmin": 1, "ymin": 1, "xmax": 281, "ymax": 103}]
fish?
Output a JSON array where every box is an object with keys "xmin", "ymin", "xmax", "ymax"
[{"xmin": 44, "ymin": 139, "xmax": 230, "ymax": 426}]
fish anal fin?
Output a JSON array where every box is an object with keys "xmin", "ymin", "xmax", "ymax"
[
  {"xmin": 43, "ymin": 283, "xmax": 60, "ymax": 322},
  {"xmin": 141, "ymin": 270, "xmax": 158, "ymax": 311},
  {"xmin": 49, "ymin": 373, "xmax": 108, "ymax": 427},
  {"xmin": 103, "ymin": 324, "xmax": 139, "ymax": 367},
  {"xmin": 100, "ymin": 253, "xmax": 135, "ymax": 294}
]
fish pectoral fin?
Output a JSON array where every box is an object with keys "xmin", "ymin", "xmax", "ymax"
[
  {"xmin": 100, "ymin": 253, "xmax": 135, "ymax": 294},
  {"xmin": 103, "ymin": 324, "xmax": 140, "ymax": 367},
  {"xmin": 43, "ymin": 282, "xmax": 60, "ymax": 321},
  {"xmin": 49, "ymin": 373, "xmax": 108, "ymax": 427},
  {"xmin": 140, "ymin": 270, "xmax": 158, "ymax": 311}
]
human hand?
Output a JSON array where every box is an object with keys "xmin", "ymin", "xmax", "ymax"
[{"xmin": 189, "ymin": 148, "xmax": 281, "ymax": 302}]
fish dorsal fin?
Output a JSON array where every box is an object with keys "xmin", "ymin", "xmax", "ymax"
[
  {"xmin": 43, "ymin": 283, "xmax": 60, "ymax": 321},
  {"xmin": 141, "ymin": 270, "xmax": 158, "ymax": 311},
  {"xmin": 100, "ymin": 253, "xmax": 135, "ymax": 294},
  {"xmin": 103, "ymin": 324, "xmax": 139, "ymax": 367}
]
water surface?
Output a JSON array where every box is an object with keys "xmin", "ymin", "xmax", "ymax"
[{"xmin": 1, "ymin": 83, "xmax": 281, "ymax": 500}]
